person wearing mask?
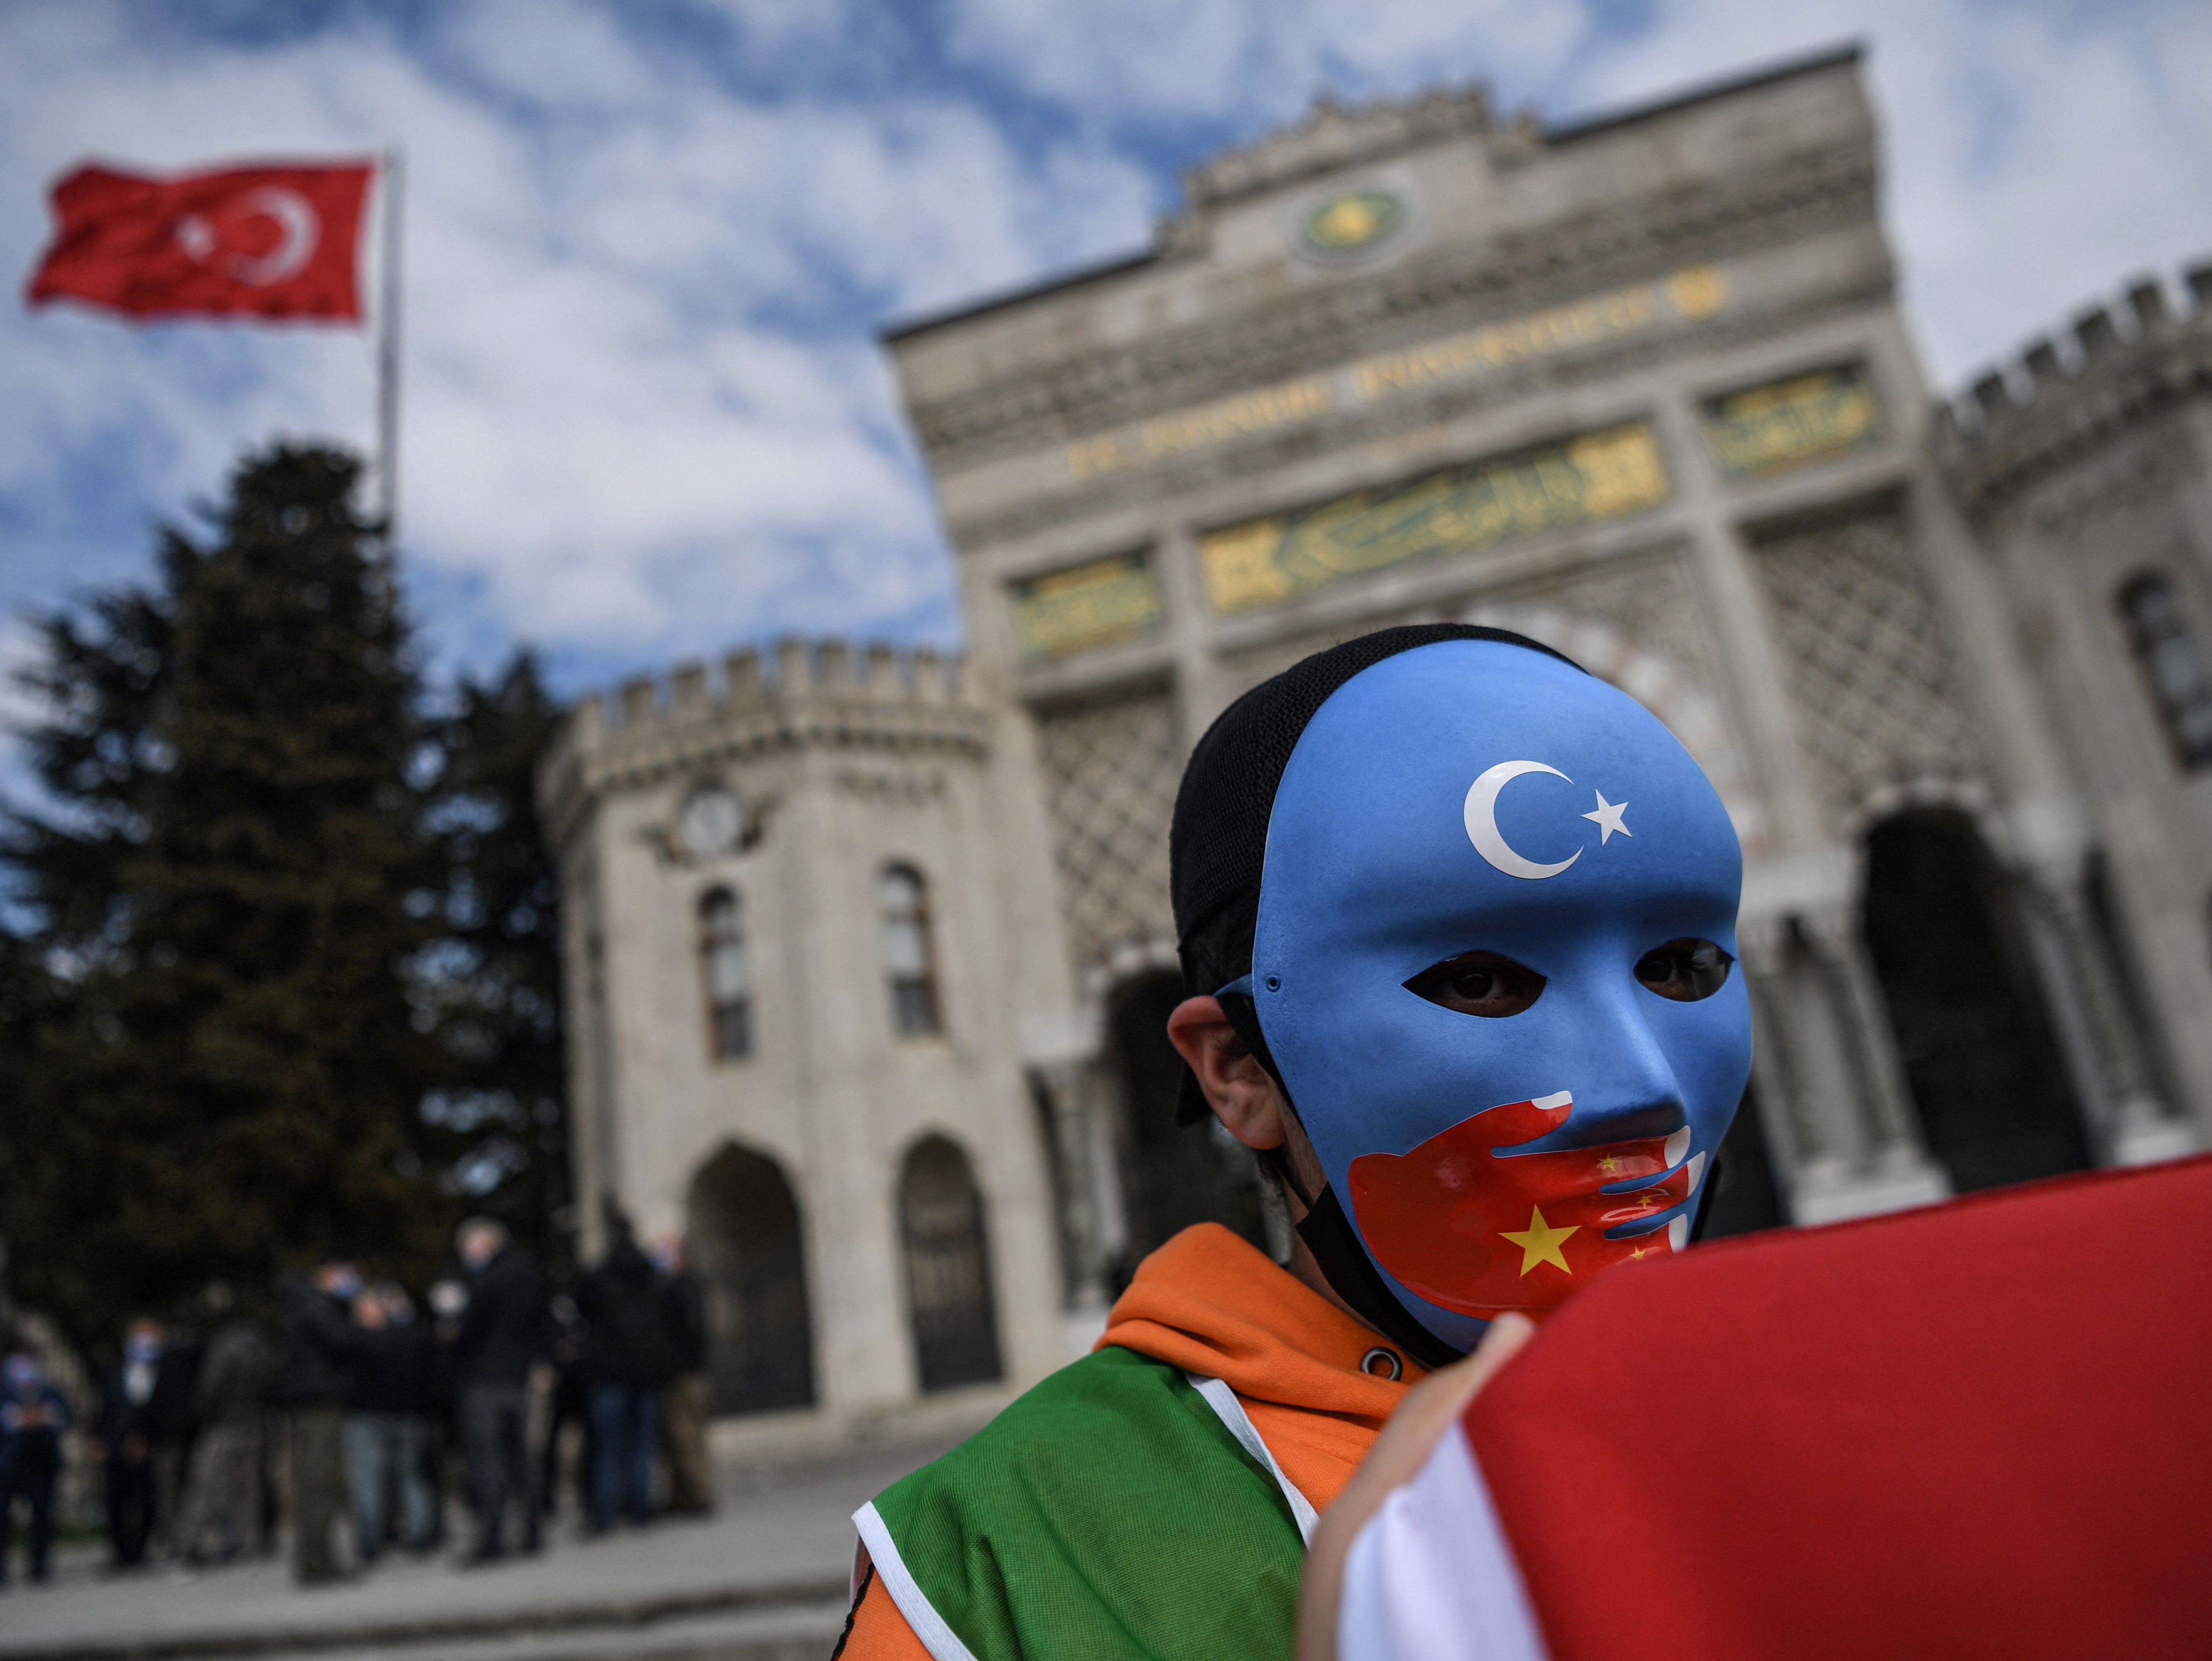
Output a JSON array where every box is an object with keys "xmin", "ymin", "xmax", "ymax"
[
  {"xmin": 343, "ymin": 1286, "xmax": 437, "ymax": 1563},
  {"xmin": 91, "ymin": 1319, "xmax": 191, "ymax": 1570},
  {"xmin": 450, "ymin": 1218, "xmax": 551, "ymax": 1565},
  {"xmin": 836, "ymin": 627, "xmax": 1756, "ymax": 1659},
  {"xmin": 0, "ymin": 1353, "xmax": 70, "ymax": 1587},
  {"xmin": 277, "ymin": 1262, "xmax": 363, "ymax": 1586},
  {"xmin": 171, "ymin": 1290, "xmax": 275, "ymax": 1567},
  {"xmin": 653, "ymin": 1235, "xmax": 714, "ymax": 1517},
  {"xmin": 574, "ymin": 1211, "xmax": 676, "ymax": 1533}
]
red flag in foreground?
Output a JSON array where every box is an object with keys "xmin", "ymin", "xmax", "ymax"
[
  {"xmin": 1340, "ymin": 1154, "xmax": 2212, "ymax": 1661},
  {"xmin": 25, "ymin": 161, "xmax": 374, "ymax": 322}
]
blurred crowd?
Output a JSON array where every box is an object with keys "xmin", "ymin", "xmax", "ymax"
[{"xmin": 0, "ymin": 1211, "xmax": 714, "ymax": 1589}]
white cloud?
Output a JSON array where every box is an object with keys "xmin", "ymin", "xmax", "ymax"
[
  {"xmin": 0, "ymin": 0, "xmax": 1155, "ymax": 698},
  {"xmin": 0, "ymin": 0, "xmax": 2205, "ymax": 765}
]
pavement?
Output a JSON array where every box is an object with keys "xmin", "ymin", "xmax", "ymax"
[{"xmin": 0, "ymin": 1435, "xmax": 963, "ymax": 1661}]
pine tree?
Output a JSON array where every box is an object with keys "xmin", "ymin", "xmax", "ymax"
[
  {"xmin": 419, "ymin": 652, "xmax": 572, "ymax": 1271},
  {"xmin": 2, "ymin": 445, "xmax": 444, "ymax": 1351}
]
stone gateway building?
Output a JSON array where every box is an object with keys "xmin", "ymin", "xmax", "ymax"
[{"xmin": 538, "ymin": 46, "xmax": 2212, "ymax": 1454}]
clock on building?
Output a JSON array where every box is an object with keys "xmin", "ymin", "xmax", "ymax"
[{"xmin": 677, "ymin": 784, "xmax": 744, "ymax": 859}]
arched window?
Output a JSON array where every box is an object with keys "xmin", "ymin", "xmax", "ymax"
[
  {"xmin": 879, "ymin": 864, "xmax": 940, "ymax": 1036},
  {"xmin": 700, "ymin": 887, "xmax": 752, "ymax": 1060},
  {"xmin": 2119, "ymin": 573, "xmax": 2212, "ymax": 768}
]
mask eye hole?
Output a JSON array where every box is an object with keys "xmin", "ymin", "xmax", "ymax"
[
  {"xmin": 1635, "ymin": 938, "xmax": 1734, "ymax": 1002},
  {"xmin": 1405, "ymin": 952, "xmax": 1546, "ymax": 1019}
]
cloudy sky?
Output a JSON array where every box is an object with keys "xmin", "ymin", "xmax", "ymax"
[{"xmin": 2, "ymin": 0, "xmax": 2208, "ymax": 739}]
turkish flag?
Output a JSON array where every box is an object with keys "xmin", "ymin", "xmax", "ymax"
[{"xmin": 25, "ymin": 161, "xmax": 374, "ymax": 323}]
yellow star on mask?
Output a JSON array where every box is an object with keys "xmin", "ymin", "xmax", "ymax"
[
  {"xmin": 1596, "ymin": 1155, "xmax": 1621, "ymax": 1174},
  {"xmin": 1500, "ymin": 1206, "xmax": 1579, "ymax": 1276}
]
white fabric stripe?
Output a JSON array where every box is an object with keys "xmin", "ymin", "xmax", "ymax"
[
  {"xmin": 851, "ymin": 1500, "xmax": 983, "ymax": 1661},
  {"xmin": 1185, "ymin": 1373, "xmax": 1321, "ymax": 1546},
  {"xmin": 1338, "ymin": 1423, "xmax": 1549, "ymax": 1661}
]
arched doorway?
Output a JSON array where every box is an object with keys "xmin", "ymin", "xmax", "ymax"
[
  {"xmin": 1860, "ymin": 808, "xmax": 2090, "ymax": 1192},
  {"xmin": 899, "ymin": 1137, "xmax": 1003, "ymax": 1392},
  {"xmin": 1106, "ymin": 970, "xmax": 1267, "ymax": 1279},
  {"xmin": 687, "ymin": 1144, "xmax": 816, "ymax": 1415}
]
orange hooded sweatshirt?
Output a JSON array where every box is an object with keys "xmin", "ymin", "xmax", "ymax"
[{"xmin": 837, "ymin": 1223, "xmax": 1424, "ymax": 1659}]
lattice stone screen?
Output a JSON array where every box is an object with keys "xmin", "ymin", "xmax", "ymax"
[
  {"xmin": 1033, "ymin": 691, "xmax": 1182, "ymax": 963},
  {"xmin": 1751, "ymin": 509, "xmax": 1977, "ymax": 818}
]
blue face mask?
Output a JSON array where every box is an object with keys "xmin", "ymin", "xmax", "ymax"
[{"xmin": 1249, "ymin": 640, "xmax": 1753, "ymax": 1351}]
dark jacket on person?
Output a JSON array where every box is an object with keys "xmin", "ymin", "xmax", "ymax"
[
  {"xmin": 659, "ymin": 1266, "xmax": 708, "ymax": 1378},
  {"xmin": 349, "ymin": 1321, "xmax": 439, "ymax": 1417},
  {"xmin": 0, "ymin": 1383, "xmax": 70, "ymax": 1474},
  {"xmin": 194, "ymin": 1320, "xmax": 276, "ymax": 1427},
  {"xmin": 574, "ymin": 1240, "xmax": 678, "ymax": 1389},
  {"xmin": 451, "ymin": 1247, "xmax": 551, "ymax": 1392},
  {"xmin": 94, "ymin": 1349, "xmax": 195, "ymax": 1452},
  {"xmin": 276, "ymin": 1280, "xmax": 361, "ymax": 1411}
]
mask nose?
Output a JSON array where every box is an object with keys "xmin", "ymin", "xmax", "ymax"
[{"xmin": 1542, "ymin": 971, "xmax": 1687, "ymax": 1150}]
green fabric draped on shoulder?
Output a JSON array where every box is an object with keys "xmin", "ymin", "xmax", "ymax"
[{"xmin": 856, "ymin": 1345, "xmax": 1308, "ymax": 1661}]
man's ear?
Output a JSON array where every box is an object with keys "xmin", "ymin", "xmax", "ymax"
[{"xmin": 1167, "ymin": 995, "xmax": 1287, "ymax": 1151}]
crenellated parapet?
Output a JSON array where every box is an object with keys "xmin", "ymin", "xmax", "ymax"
[
  {"xmin": 536, "ymin": 638, "xmax": 984, "ymax": 844},
  {"xmin": 1935, "ymin": 260, "xmax": 2212, "ymax": 515}
]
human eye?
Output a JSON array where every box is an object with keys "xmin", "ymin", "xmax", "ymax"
[
  {"xmin": 1633, "ymin": 938, "xmax": 1733, "ymax": 1002},
  {"xmin": 1404, "ymin": 951, "xmax": 1546, "ymax": 1018}
]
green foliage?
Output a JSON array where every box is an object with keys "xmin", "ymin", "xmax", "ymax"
[
  {"xmin": 0, "ymin": 445, "xmax": 572, "ymax": 1353},
  {"xmin": 417, "ymin": 652, "xmax": 572, "ymax": 1273}
]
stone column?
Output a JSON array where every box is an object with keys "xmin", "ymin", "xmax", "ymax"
[
  {"xmin": 2016, "ymin": 863, "xmax": 2195, "ymax": 1166},
  {"xmin": 1735, "ymin": 916, "xmax": 1833, "ymax": 1181},
  {"xmin": 1790, "ymin": 909, "xmax": 1952, "ymax": 1223},
  {"xmin": 1029, "ymin": 1058, "xmax": 1109, "ymax": 1312}
]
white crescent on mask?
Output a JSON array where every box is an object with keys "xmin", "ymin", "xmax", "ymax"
[
  {"xmin": 227, "ymin": 186, "xmax": 320, "ymax": 285},
  {"xmin": 1464, "ymin": 759, "xmax": 1581, "ymax": 880}
]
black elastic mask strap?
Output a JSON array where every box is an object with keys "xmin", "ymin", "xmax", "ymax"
[
  {"xmin": 1296, "ymin": 1187, "xmax": 1465, "ymax": 1372},
  {"xmin": 1215, "ymin": 985, "xmax": 1467, "ymax": 1369}
]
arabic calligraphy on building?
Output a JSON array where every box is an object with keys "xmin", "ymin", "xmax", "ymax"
[
  {"xmin": 1199, "ymin": 423, "xmax": 1672, "ymax": 614},
  {"xmin": 1066, "ymin": 267, "xmax": 1727, "ymax": 481},
  {"xmin": 1701, "ymin": 362, "xmax": 1880, "ymax": 480},
  {"xmin": 1008, "ymin": 552, "xmax": 1168, "ymax": 662}
]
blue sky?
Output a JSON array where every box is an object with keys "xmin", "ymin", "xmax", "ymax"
[{"xmin": 3, "ymin": 0, "xmax": 2209, "ymax": 757}]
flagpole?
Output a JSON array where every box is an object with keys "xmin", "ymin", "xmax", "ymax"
[{"xmin": 376, "ymin": 147, "xmax": 403, "ymax": 547}]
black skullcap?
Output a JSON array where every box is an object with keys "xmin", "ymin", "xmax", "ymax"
[{"xmin": 1169, "ymin": 623, "xmax": 1581, "ymax": 951}]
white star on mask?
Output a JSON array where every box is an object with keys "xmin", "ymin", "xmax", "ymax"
[{"xmin": 1583, "ymin": 789, "xmax": 1631, "ymax": 844}]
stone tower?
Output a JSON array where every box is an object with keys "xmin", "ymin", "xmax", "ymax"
[{"xmin": 537, "ymin": 640, "xmax": 1072, "ymax": 1455}]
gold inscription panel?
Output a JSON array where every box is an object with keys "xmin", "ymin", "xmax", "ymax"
[
  {"xmin": 1702, "ymin": 363, "xmax": 1881, "ymax": 481},
  {"xmin": 1067, "ymin": 266, "xmax": 1728, "ymax": 481},
  {"xmin": 1200, "ymin": 423, "xmax": 1672, "ymax": 614},
  {"xmin": 1010, "ymin": 552, "xmax": 1167, "ymax": 662}
]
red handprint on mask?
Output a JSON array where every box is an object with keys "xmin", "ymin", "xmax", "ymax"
[{"xmin": 1347, "ymin": 1091, "xmax": 1704, "ymax": 1320}]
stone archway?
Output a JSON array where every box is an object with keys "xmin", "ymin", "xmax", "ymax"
[
  {"xmin": 1860, "ymin": 807, "xmax": 2091, "ymax": 1191},
  {"xmin": 899, "ymin": 1136, "xmax": 1004, "ymax": 1392},
  {"xmin": 688, "ymin": 1143, "xmax": 816, "ymax": 1416}
]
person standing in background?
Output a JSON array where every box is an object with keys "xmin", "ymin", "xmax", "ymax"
[
  {"xmin": 450, "ymin": 1219, "xmax": 551, "ymax": 1566},
  {"xmin": 654, "ymin": 1236, "xmax": 714, "ymax": 1517},
  {"xmin": 278, "ymin": 1263, "xmax": 362, "ymax": 1586},
  {"xmin": 0, "ymin": 1353, "xmax": 69, "ymax": 1587},
  {"xmin": 343, "ymin": 1286, "xmax": 437, "ymax": 1563},
  {"xmin": 91, "ymin": 1319, "xmax": 190, "ymax": 1570},
  {"xmin": 574, "ymin": 1211, "xmax": 674, "ymax": 1533},
  {"xmin": 172, "ymin": 1290, "xmax": 274, "ymax": 1566}
]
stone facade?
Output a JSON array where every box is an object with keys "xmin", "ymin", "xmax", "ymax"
[{"xmin": 543, "ymin": 47, "xmax": 2210, "ymax": 1445}]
